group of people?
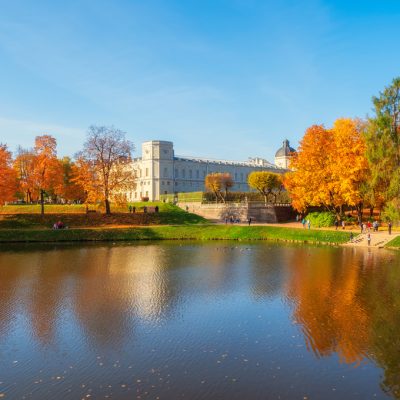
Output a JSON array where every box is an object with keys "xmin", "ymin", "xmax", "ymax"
[
  {"xmin": 128, "ymin": 205, "xmax": 159, "ymax": 213},
  {"xmin": 359, "ymin": 220, "xmax": 379, "ymax": 233},
  {"xmin": 334, "ymin": 220, "xmax": 346, "ymax": 230},
  {"xmin": 225, "ymin": 216, "xmax": 241, "ymax": 224},
  {"xmin": 52, "ymin": 221, "xmax": 66, "ymax": 230},
  {"xmin": 224, "ymin": 216, "xmax": 253, "ymax": 225},
  {"xmin": 296, "ymin": 216, "xmax": 311, "ymax": 229}
]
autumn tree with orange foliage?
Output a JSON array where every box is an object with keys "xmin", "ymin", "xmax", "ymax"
[
  {"xmin": 32, "ymin": 135, "xmax": 63, "ymax": 215},
  {"xmin": 205, "ymin": 172, "xmax": 233, "ymax": 203},
  {"xmin": 60, "ymin": 157, "xmax": 86, "ymax": 203},
  {"xmin": 14, "ymin": 146, "xmax": 36, "ymax": 203},
  {"xmin": 285, "ymin": 119, "xmax": 369, "ymax": 219},
  {"xmin": 0, "ymin": 144, "xmax": 17, "ymax": 205}
]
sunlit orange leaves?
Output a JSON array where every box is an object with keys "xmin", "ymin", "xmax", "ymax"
[
  {"xmin": 33, "ymin": 135, "xmax": 63, "ymax": 197},
  {"xmin": 0, "ymin": 144, "xmax": 17, "ymax": 205},
  {"xmin": 284, "ymin": 119, "xmax": 369, "ymax": 213}
]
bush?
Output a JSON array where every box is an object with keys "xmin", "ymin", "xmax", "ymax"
[
  {"xmin": 203, "ymin": 191, "xmax": 291, "ymax": 203},
  {"xmin": 382, "ymin": 200, "xmax": 400, "ymax": 223},
  {"xmin": 306, "ymin": 211, "xmax": 336, "ymax": 227}
]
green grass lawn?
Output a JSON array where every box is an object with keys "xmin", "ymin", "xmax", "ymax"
[
  {"xmin": 0, "ymin": 202, "xmax": 180, "ymax": 214},
  {"xmin": 0, "ymin": 204, "xmax": 88, "ymax": 214},
  {"xmin": 0, "ymin": 202, "xmax": 206, "ymax": 229},
  {"xmin": 386, "ymin": 236, "xmax": 400, "ymax": 247},
  {"xmin": 0, "ymin": 225, "xmax": 351, "ymax": 244}
]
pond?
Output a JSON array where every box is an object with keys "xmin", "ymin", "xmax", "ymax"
[{"xmin": 0, "ymin": 242, "xmax": 399, "ymax": 399}]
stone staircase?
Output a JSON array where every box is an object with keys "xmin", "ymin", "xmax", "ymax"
[{"xmin": 345, "ymin": 231, "xmax": 399, "ymax": 248}]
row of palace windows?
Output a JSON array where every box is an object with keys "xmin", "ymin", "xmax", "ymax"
[
  {"xmin": 132, "ymin": 190, "xmax": 172, "ymax": 199},
  {"xmin": 133, "ymin": 191, "xmax": 149, "ymax": 198},
  {"xmin": 137, "ymin": 166, "xmax": 250, "ymax": 182},
  {"xmin": 173, "ymin": 169, "xmax": 249, "ymax": 182}
]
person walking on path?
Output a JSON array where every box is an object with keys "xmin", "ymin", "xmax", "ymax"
[
  {"xmin": 302, "ymin": 218, "xmax": 306, "ymax": 229},
  {"xmin": 388, "ymin": 221, "xmax": 392, "ymax": 235},
  {"xmin": 341, "ymin": 220, "xmax": 345, "ymax": 230},
  {"xmin": 307, "ymin": 220, "xmax": 311, "ymax": 230},
  {"xmin": 367, "ymin": 233, "xmax": 371, "ymax": 246},
  {"xmin": 128, "ymin": 205, "xmax": 132, "ymax": 213},
  {"xmin": 334, "ymin": 220, "xmax": 339, "ymax": 230},
  {"xmin": 248, "ymin": 217, "xmax": 252, "ymax": 226}
]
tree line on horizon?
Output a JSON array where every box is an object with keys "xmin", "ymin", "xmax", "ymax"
[
  {"xmin": 0, "ymin": 77, "xmax": 399, "ymax": 220},
  {"xmin": 0, "ymin": 125, "xmax": 135, "ymax": 215}
]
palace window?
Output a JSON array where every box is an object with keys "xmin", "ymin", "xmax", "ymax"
[
  {"xmin": 189, "ymin": 170, "xmax": 192, "ymax": 179},
  {"xmin": 145, "ymin": 168, "xmax": 149, "ymax": 177},
  {"xmin": 182, "ymin": 169, "xmax": 186, "ymax": 178},
  {"xmin": 196, "ymin": 170, "xmax": 199, "ymax": 179},
  {"xmin": 163, "ymin": 167, "xmax": 168, "ymax": 178},
  {"xmin": 175, "ymin": 168, "xmax": 179, "ymax": 178}
]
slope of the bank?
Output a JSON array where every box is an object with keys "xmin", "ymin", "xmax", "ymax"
[
  {"xmin": 0, "ymin": 225, "xmax": 350, "ymax": 245},
  {"xmin": 386, "ymin": 236, "xmax": 400, "ymax": 248}
]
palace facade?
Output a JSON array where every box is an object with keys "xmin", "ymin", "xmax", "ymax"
[{"xmin": 129, "ymin": 139, "xmax": 294, "ymax": 202}]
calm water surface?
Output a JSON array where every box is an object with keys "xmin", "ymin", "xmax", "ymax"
[{"xmin": 0, "ymin": 242, "xmax": 399, "ymax": 399}]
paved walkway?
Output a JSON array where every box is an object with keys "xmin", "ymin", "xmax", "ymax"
[{"xmin": 342, "ymin": 231, "xmax": 399, "ymax": 248}]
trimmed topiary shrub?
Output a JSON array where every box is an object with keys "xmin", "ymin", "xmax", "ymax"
[{"xmin": 306, "ymin": 211, "xmax": 336, "ymax": 227}]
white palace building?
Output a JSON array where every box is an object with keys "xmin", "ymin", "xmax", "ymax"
[{"xmin": 129, "ymin": 139, "xmax": 295, "ymax": 202}]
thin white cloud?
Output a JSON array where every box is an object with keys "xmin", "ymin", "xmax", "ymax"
[{"xmin": 0, "ymin": 116, "xmax": 85, "ymax": 156}]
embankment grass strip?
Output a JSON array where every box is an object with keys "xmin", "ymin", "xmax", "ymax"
[
  {"xmin": 0, "ymin": 225, "xmax": 351, "ymax": 245},
  {"xmin": 386, "ymin": 236, "xmax": 400, "ymax": 248}
]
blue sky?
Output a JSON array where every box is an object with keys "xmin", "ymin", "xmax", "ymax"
[{"xmin": 0, "ymin": 0, "xmax": 399, "ymax": 162}]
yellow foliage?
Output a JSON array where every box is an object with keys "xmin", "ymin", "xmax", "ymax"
[{"xmin": 285, "ymin": 119, "xmax": 369, "ymax": 212}]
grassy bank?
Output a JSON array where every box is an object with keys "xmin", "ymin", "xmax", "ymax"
[
  {"xmin": 0, "ymin": 202, "xmax": 184, "ymax": 214},
  {"xmin": 386, "ymin": 236, "xmax": 400, "ymax": 248},
  {"xmin": 0, "ymin": 225, "xmax": 351, "ymax": 244},
  {"xmin": 0, "ymin": 203, "xmax": 206, "ymax": 229}
]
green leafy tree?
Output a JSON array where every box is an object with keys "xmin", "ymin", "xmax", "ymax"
[
  {"xmin": 248, "ymin": 171, "xmax": 281, "ymax": 205},
  {"xmin": 365, "ymin": 77, "xmax": 400, "ymax": 220}
]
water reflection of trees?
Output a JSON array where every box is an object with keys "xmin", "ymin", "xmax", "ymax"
[
  {"xmin": 0, "ymin": 244, "xmax": 186, "ymax": 348},
  {"xmin": 0, "ymin": 243, "xmax": 245, "ymax": 349},
  {"xmin": 2, "ymin": 244, "xmax": 400, "ymax": 397},
  {"xmin": 285, "ymin": 247, "xmax": 400, "ymax": 398}
]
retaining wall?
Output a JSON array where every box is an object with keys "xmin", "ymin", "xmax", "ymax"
[{"xmin": 178, "ymin": 202, "xmax": 295, "ymax": 223}]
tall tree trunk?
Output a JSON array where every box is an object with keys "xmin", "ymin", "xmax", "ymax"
[
  {"xmin": 105, "ymin": 198, "xmax": 111, "ymax": 215},
  {"xmin": 356, "ymin": 202, "xmax": 363, "ymax": 222},
  {"xmin": 40, "ymin": 189, "xmax": 45, "ymax": 215}
]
